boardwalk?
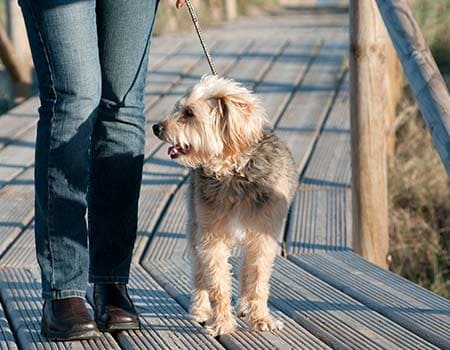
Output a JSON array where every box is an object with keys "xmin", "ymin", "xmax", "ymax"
[{"xmin": 0, "ymin": 4, "xmax": 450, "ymax": 350}]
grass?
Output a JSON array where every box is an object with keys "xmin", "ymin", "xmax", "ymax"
[
  {"xmin": 388, "ymin": 0, "xmax": 450, "ymax": 298},
  {"xmin": 388, "ymin": 91, "xmax": 450, "ymax": 298},
  {"xmin": 413, "ymin": 0, "xmax": 450, "ymax": 69}
]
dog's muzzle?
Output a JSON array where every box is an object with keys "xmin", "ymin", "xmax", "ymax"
[{"xmin": 152, "ymin": 123, "xmax": 164, "ymax": 139}]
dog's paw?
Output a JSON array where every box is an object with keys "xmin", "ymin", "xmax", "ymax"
[
  {"xmin": 190, "ymin": 307, "xmax": 212, "ymax": 324},
  {"xmin": 205, "ymin": 316, "xmax": 236, "ymax": 337},
  {"xmin": 236, "ymin": 299, "xmax": 249, "ymax": 318},
  {"xmin": 248, "ymin": 316, "xmax": 284, "ymax": 332}
]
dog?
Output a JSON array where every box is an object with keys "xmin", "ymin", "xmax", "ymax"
[{"xmin": 153, "ymin": 75, "xmax": 297, "ymax": 336}]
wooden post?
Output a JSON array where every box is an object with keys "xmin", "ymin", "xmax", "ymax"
[
  {"xmin": 5, "ymin": 0, "xmax": 32, "ymax": 101},
  {"xmin": 350, "ymin": 0, "xmax": 389, "ymax": 268},
  {"xmin": 223, "ymin": 0, "xmax": 237, "ymax": 21},
  {"xmin": 6, "ymin": 0, "xmax": 31, "ymax": 63},
  {"xmin": 0, "ymin": 25, "xmax": 31, "ymax": 85},
  {"xmin": 376, "ymin": 0, "xmax": 450, "ymax": 176}
]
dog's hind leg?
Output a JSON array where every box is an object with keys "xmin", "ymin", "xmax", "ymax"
[
  {"xmin": 238, "ymin": 233, "xmax": 283, "ymax": 332},
  {"xmin": 198, "ymin": 236, "xmax": 236, "ymax": 336}
]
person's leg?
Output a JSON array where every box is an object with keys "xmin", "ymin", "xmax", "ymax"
[
  {"xmin": 88, "ymin": 0, "xmax": 159, "ymax": 284},
  {"xmin": 19, "ymin": 0, "xmax": 101, "ymax": 300}
]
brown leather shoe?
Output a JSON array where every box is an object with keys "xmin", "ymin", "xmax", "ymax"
[
  {"xmin": 41, "ymin": 297, "xmax": 100, "ymax": 341},
  {"xmin": 94, "ymin": 283, "xmax": 140, "ymax": 331}
]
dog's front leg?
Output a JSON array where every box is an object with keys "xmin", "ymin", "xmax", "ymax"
[
  {"xmin": 190, "ymin": 251, "xmax": 212, "ymax": 324},
  {"xmin": 197, "ymin": 236, "xmax": 235, "ymax": 336},
  {"xmin": 238, "ymin": 233, "xmax": 283, "ymax": 332}
]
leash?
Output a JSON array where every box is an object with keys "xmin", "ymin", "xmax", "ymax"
[{"xmin": 185, "ymin": 0, "xmax": 218, "ymax": 75}]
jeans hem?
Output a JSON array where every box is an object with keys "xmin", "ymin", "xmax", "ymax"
[
  {"xmin": 89, "ymin": 274, "xmax": 129, "ymax": 284},
  {"xmin": 42, "ymin": 289, "xmax": 86, "ymax": 301}
]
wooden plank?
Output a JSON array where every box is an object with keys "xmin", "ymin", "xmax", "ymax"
[
  {"xmin": 0, "ymin": 301, "xmax": 17, "ymax": 350},
  {"xmin": 226, "ymin": 40, "xmax": 288, "ymax": 89},
  {"xmin": 285, "ymin": 188, "xmax": 352, "ymax": 254},
  {"xmin": 255, "ymin": 40, "xmax": 318, "ymax": 126},
  {"xmin": 0, "ymin": 127, "xmax": 35, "ymax": 189},
  {"xmin": 0, "ymin": 98, "xmax": 38, "ymax": 151},
  {"xmin": 205, "ymin": 12, "xmax": 349, "ymax": 41},
  {"xmin": 0, "ymin": 223, "xmax": 34, "ymax": 268},
  {"xmin": 133, "ymin": 148, "xmax": 186, "ymax": 261},
  {"xmin": 143, "ymin": 185, "xmax": 190, "ymax": 262},
  {"xmin": 147, "ymin": 36, "xmax": 185, "ymax": 72},
  {"xmin": 0, "ymin": 268, "xmax": 121, "ymax": 350},
  {"xmin": 269, "ymin": 257, "xmax": 441, "ymax": 350},
  {"xmin": 330, "ymin": 251, "xmax": 450, "ymax": 309},
  {"xmin": 376, "ymin": 0, "xmax": 450, "ymax": 176},
  {"xmin": 143, "ymin": 259, "xmax": 331, "ymax": 350},
  {"xmin": 300, "ymin": 74, "xmax": 351, "ymax": 189},
  {"xmin": 288, "ymin": 251, "xmax": 450, "ymax": 349},
  {"xmin": 114, "ymin": 264, "xmax": 224, "ymax": 350},
  {"xmin": 274, "ymin": 40, "xmax": 347, "ymax": 173},
  {"xmin": 144, "ymin": 39, "xmax": 219, "ymax": 114},
  {"xmin": 284, "ymin": 75, "xmax": 352, "ymax": 254},
  {"xmin": 0, "ymin": 168, "xmax": 34, "ymax": 257}
]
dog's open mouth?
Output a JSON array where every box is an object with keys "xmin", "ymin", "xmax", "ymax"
[{"xmin": 168, "ymin": 144, "xmax": 190, "ymax": 159}]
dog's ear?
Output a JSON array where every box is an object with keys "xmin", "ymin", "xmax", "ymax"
[
  {"xmin": 217, "ymin": 94, "xmax": 254, "ymax": 121},
  {"xmin": 216, "ymin": 93, "xmax": 261, "ymax": 154}
]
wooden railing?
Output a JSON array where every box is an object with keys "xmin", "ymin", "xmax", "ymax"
[{"xmin": 350, "ymin": 0, "xmax": 450, "ymax": 268}]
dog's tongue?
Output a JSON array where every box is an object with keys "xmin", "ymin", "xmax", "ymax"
[
  {"xmin": 168, "ymin": 145, "xmax": 183, "ymax": 159},
  {"xmin": 168, "ymin": 145, "xmax": 177, "ymax": 158}
]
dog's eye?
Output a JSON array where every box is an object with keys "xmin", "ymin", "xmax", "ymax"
[{"xmin": 183, "ymin": 108, "xmax": 194, "ymax": 120}]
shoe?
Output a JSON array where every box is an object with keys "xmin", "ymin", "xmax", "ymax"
[
  {"xmin": 94, "ymin": 283, "xmax": 140, "ymax": 331},
  {"xmin": 41, "ymin": 297, "xmax": 100, "ymax": 341}
]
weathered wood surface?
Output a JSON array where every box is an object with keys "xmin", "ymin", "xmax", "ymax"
[
  {"xmin": 0, "ymin": 168, "xmax": 34, "ymax": 257},
  {"xmin": 376, "ymin": 0, "xmax": 450, "ymax": 176},
  {"xmin": 286, "ymin": 74, "xmax": 352, "ymax": 254},
  {"xmin": 350, "ymin": 0, "xmax": 389, "ymax": 268},
  {"xmin": 0, "ymin": 4, "xmax": 449, "ymax": 349},
  {"xmin": 285, "ymin": 188, "xmax": 352, "ymax": 254},
  {"xmin": 0, "ymin": 301, "xmax": 17, "ymax": 350},
  {"xmin": 289, "ymin": 251, "xmax": 450, "ymax": 349}
]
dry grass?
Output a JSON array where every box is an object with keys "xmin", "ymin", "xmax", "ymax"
[
  {"xmin": 388, "ymin": 88, "xmax": 450, "ymax": 298},
  {"xmin": 386, "ymin": 0, "xmax": 450, "ymax": 299}
]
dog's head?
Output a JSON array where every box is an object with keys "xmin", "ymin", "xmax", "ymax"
[{"xmin": 153, "ymin": 75, "xmax": 266, "ymax": 170}]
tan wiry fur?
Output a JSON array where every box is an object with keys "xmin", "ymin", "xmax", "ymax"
[{"xmin": 153, "ymin": 75, "xmax": 297, "ymax": 336}]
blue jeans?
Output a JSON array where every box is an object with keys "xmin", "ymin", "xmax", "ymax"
[{"xmin": 19, "ymin": 0, "xmax": 159, "ymax": 300}]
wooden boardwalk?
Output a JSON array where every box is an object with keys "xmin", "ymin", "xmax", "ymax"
[{"xmin": 0, "ymin": 4, "xmax": 449, "ymax": 350}]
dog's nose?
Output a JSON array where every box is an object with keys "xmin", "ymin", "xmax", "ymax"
[{"xmin": 152, "ymin": 123, "xmax": 164, "ymax": 138}]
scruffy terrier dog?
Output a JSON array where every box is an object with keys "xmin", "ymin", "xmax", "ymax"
[{"xmin": 153, "ymin": 75, "xmax": 297, "ymax": 336}]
